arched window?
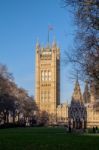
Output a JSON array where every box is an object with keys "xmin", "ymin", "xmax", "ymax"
[
  {"xmin": 41, "ymin": 70, "xmax": 51, "ymax": 81},
  {"xmin": 41, "ymin": 71, "xmax": 44, "ymax": 81}
]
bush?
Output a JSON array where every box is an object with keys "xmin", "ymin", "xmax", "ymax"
[{"xmin": 0, "ymin": 122, "xmax": 26, "ymax": 129}]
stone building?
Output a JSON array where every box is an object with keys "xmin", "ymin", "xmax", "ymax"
[
  {"xmin": 56, "ymin": 103, "xmax": 68, "ymax": 125},
  {"xmin": 35, "ymin": 41, "xmax": 68, "ymax": 124},
  {"xmin": 35, "ymin": 41, "xmax": 99, "ymax": 128},
  {"xmin": 69, "ymin": 79, "xmax": 99, "ymax": 129},
  {"xmin": 84, "ymin": 81, "xmax": 99, "ymax": 128}
]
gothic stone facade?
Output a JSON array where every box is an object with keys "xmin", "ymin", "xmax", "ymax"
[
  {"xmin": 69, "ymin": 80, "xmax": 99, "ymax": 129},
  {"xmin": 35, "ymin": 42, "xmax": 99, "ymax": 128},
  {"xmin": 35, "ymin": 41, "xmax": 68, "ymax": 124}
]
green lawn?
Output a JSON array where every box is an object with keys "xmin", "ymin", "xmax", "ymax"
[{"xmin": 0, "ymin": 127, "xmax": 99, "ymax": 150}]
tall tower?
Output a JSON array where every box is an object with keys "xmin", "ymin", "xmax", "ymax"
[
  {"xmin": 35, "ymin": 40, "xmax": 60, "ymax": 115},
  {"xmin": 90, "ymin": 81, "xmax": 96, "ymax": 103}
]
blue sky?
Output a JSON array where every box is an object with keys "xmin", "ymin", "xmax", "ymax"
[{"xmin": 0, "ymin": 0, "xmax": 80, "ymax": 103}]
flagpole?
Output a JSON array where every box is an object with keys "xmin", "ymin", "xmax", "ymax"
[{"xmin": 48, "ymin": 25, "xmax": 53, "ymax": 45}]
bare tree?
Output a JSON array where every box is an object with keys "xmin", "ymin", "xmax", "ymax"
[
  {"xmin": 0, "ymin": 63, "xmax": 36, "ymax": 125},
  {"xmin": 63, "ymin": 0, "xmax": 99, "ymax": 98}
]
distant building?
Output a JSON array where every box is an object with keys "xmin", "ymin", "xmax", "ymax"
[
  {"xmin": 84, "ymin": 81, "xmax": 99, "ymax": 128},
  {"xmin": 35, "ymin": 41, "xmax": 99, "ymax": 128}
]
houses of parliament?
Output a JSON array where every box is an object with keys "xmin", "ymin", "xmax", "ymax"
[{"xmin": 35, "ymin": 40, "xmax": 99, "ymax": 129}]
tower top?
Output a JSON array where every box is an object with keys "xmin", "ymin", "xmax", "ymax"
[
  {"xmin": 36, "ymin": 39, "xmax": 59, "ymax": 50},
  {"xmin": 52, "ymin": 37, "xmax": 57, "ymax": 48},
  {"xmin": 36, "ymin": 38, "xmax": 40, "ymax": 49},
  {"xmin": 83, "ymin": 80, "xmax": 90, "ymax": 103}
]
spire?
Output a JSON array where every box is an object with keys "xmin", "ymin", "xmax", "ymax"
[
  {"xmin": 83, "ymin": 81, "xmax": 90, "ymax": 104},
  {"xmin": 52, "ymin": 37, "xmax": 57, "ymax": 48},
  {"xmin": 36, "ymin": 38, "xmax": 40, "ymax": 49},
  {"xmin": 90, "ymin": 81, "xmax": 96, "ymax": 103},
  {"xmin": 72, "ymin": 79, "xmax": 83, "ymax": 103}
]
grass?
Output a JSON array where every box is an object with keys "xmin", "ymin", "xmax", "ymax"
[{"xmin": 0, "ymin": 127, "xmax": 99, "ymax": 150}]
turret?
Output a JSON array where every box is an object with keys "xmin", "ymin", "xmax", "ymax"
[
  {"xmin": 52, "ymin": 39, "xmax": 60, "ymax": 60},
  {"xmin": 36, "ymin": 40, "xmax": 40, "ymax": 52},
  {"xmin": 90, "ymin": 81, "xmax": 96, "ymax": 103},
  {"xmin": 83, "ymin": 81, "xmax": 90, "ymax": 104},
  {"xmin": 52, "ymin": 38, "xmax": 57, "ymax": 49},
  {"xmin": 35, "ymin": 40, "xmax": 40, "ymax": 106},
  {"xmin": 72, "ymin": 79, "xmax": 83, "ymax": 103}
]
